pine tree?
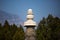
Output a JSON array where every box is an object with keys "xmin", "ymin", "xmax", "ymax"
[
  {"xmin": 13, "ymin": 25, "xmax": 25, "ymax": 40},
  {"xmin": 36, "ymin": 14, "xmax": 60, "ymax": 40}
]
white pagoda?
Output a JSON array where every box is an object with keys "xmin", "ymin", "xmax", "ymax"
[{"xmin": 24, "ymin": 9, "xmax": 36, "ymax": 40}]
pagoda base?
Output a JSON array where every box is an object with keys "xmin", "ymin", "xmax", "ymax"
[{"xmin": 25, "ymin": 27, "xmax": 36, "ymax": 40}]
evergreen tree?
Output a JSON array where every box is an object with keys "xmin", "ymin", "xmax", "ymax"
[
  {"xmin": 13, "ymin": 25, "xmax": 25, "ymax": 40},
  {"xmin": 3, "ymin": 20, "xmax": 12, "ymax": 40},
  {"xmin": 36, "ymin": 14, "xmax": 60, "ymax": 40}
]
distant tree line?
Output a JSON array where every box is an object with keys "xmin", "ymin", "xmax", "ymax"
[
  {"xmin": 0, "ymin": 20, "xmax": 25, "ymax": 40},
  {"xmin": 0, "ymin": 14, "xmax": 60, "ymax": 40},
  {"xmin": 36, "ymin": 14, "xmax": 60, "ymax": 40}
]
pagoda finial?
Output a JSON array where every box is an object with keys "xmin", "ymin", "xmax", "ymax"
[{"xmin": 28, "ymin": 9, "xmax": 33, "ymax": 15}]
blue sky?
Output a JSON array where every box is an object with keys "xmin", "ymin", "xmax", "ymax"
[{"xmin": 0, "ymin": 0, "xmax": 60, "ymax": 26}]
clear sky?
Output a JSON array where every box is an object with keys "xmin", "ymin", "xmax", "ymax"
[{"xmin": 0, "ymin": 0, "xmax": 60, "ymax": 26}]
